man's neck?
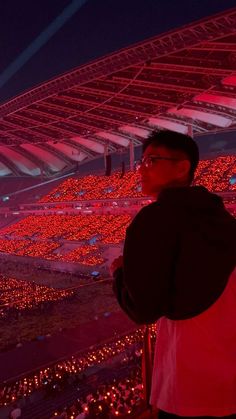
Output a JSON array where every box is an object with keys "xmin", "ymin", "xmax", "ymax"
[{"xmin": 155, "ymin": 181, "xmax": 190, "ymax": 200}]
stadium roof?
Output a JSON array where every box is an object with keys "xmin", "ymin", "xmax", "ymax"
[{"xmin": 0, "ymin": 7, "xmax": 236, "ymax": 177}]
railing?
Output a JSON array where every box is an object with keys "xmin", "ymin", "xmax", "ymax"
[{"xmin": 0, "ymin": 192, "xmax": 235, "ymax": 217}]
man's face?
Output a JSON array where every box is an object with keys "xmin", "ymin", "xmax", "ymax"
[{"xmin": 139, "ymin": 144, "xmax": 189, "ymax": 197}]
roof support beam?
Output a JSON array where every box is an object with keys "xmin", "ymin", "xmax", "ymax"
[
  {"xmin": 140, "ymin": 62, "xmax": 232, "ymax": 77},
  {"xmin": 42, "ymin": 95, "xmax": 156, "ymax": 121},
  {"xmin": 14, "ymin": 145, "xmax": 52, "ymax": 176},
  {"xmin": 129, "ymin": 140, "xmax": 134, "ymax": 171},
  {"xmin": 191, "ymin": 42, "xmax": 236, "ymax": 52},
  {"xmin": 168, "ymin": 107, "xmax": 233, "ymax": 128},
  {"xmin": 63, "ymin": 139, "xmax": 96, "ymax": 159},
  {"xmin": 0, "ymin": 153, "xmax": 23, "ymax": 176},
  {"xmin": 36, "ymin": 143, "xmax": 75, "ymax": 166},
  {"xmin": 1, "ymin": 8, "xmax": 236, "ymax": 116}
]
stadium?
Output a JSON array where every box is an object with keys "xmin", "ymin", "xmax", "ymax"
[{"xmin": 0, "ymin": 3, "xmax": 236, "ymax": 419}]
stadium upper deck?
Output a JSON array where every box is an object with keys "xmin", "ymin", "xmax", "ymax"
[{"xmin": 0, "ymin": 8, "xmax": 235, "ymax": 177}]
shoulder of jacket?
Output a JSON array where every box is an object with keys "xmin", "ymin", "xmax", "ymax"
[
  {"xmin": 132, "ymin": 201, "xmax": 159, "ymax": 222},
  {"xmin": 129, "ymin": 200, "xmax": 178, "ymax": 231}
]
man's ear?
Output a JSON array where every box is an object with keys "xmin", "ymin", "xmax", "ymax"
[{"xmin": 176, "ymin": 159, "xmax": 191, "ymax": 179}]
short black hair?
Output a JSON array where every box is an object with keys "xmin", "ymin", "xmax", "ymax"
[{"xmin": 142, "ymin": 129, "xmax": 199, "ymax": 184}]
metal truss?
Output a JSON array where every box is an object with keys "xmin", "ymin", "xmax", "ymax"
[
  {"xmin": 63, "ymin": 139, "xmax": 97, "ymax": 159},
  {"xmin": 13, "ymin": 145, "xmax": 52, "ymax": 176},
  {"xmin": 1, "ymin": 8, "xmax": 236, "ymax": 117},
  {"xmin": 0, "ymin": 153, "xmax": 23, "ymax": 176},
  {"xmin": 145, "ymin": 62, "xmax": 234, "ymax": 77},
  {"xmin": 0, "ymin": 8, "xmax": 236, "ymax": 175},
  {"xmin": 35, "ymin": 143, "xmax": 75, "ymax": 166}
]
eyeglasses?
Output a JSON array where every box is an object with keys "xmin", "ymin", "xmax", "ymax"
[{"xmin": 136, "ymin": 155, "xmax": 181, "ymax": 170}]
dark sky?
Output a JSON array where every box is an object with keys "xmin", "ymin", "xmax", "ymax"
[{"xmin": 1, "ymin": 0, "xmax": 236, "ymax": 104}]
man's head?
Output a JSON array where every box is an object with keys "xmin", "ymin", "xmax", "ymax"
[{"xmin": 139, "ymin": 130, "xmax": 199, "ymax": 197}]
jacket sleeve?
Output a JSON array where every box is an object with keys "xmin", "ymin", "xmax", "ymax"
[{"xmin": 113, "ymin": 203, "xmax": 178, "ymax": 324}]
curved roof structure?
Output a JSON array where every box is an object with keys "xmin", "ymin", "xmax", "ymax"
[{"xmin": 0, "ymin": 7, "xmax": 236, "ymax": 176}]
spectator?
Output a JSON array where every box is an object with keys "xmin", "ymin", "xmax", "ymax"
[
  {"xmin": 75, "ymin": 410, "xmax": 86, "ymax": 419},
  {"xmin": 9, "ymin": 404, "xmax": 21, "ymax": 419},
  {"xmin": 111, "ymin": 130, "xmax": 236, "ymax": 418}
]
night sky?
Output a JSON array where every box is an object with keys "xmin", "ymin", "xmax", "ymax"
[{"xmin": 1, "ymin": 0, "xmax": 236, "ymax": 104}]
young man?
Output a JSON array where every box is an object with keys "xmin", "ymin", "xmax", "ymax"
[{"xmin": 110, "ymin": 130, "xmax": 236, "ymax": 418}]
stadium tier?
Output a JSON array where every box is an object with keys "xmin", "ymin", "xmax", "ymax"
[
  {"xmin": 0, "ymin": 157, "xmax": 235, "ymax": 268},
  {"xmin": 40, "ymin": 156, "xmax": 236, "ymax": 204},
  {"xmin": 40, "ymin": 171, "xmax": 143, "ymax": 203},
  {"xmin": 0, "ymin": 275, "xmax": 74, "ymax": 319},
  {"xmin": 193, "ymin": 155, "xmax": 236, "ymax": 192},
  {"xmin": 0, "ymin": 214, "xmax": 131, "ymax": 242},
  {"xmin": 0, "ymin": 214, "xmax": 131, "ymax": 265}
]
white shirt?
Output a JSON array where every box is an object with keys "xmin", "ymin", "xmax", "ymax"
[
  {"xmin": 75, "ymin": 413, "xmax": 86, "ymax": 419},
  {"xmin": 150, "ymin": 268, "xmax": 236, "ymax": 416},
  {"xmin": 10, "ymin": 408, "xmax": 21, "ymax": 419}
]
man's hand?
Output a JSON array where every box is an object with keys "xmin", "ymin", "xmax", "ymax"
[{"xmin": 110, "ymin": 255, "xmax": 123, "ymax": 276}]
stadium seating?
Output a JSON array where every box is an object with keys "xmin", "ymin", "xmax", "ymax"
[
  {"xmin": 0, "ymin": 326, "xmax": 155, "ymax": 407},
  {"xmin": 0, "ymin": 156, "xmax": 235, "ymax": 267},
  {"xmin": 0, "ymin": 275, "xmax": 74, "ymax": 319},
  {"xmin": 0, "ymin": 215, "xmax": 131, "ymax": 264},
  {"xmin": 40, "ymin": 156, "xmax": 236, "ymax": 204}
]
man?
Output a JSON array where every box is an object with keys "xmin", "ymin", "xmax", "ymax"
[{"xmin": 111, "ymin": 130, "xmax": 236, "ymax": 418}]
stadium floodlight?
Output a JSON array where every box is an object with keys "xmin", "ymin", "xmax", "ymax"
[{"xmin": 168, "ymin": 107, "xmax": 232, "ymax": 128}]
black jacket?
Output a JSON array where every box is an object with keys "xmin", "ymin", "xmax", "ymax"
[{"xmin": 113, "ymin": 186, "xmax": 236, "ymax": 324}]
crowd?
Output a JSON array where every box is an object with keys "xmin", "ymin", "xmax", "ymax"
[
  {"xmin": 1, "ymin": 214, "xmax": 131, "ymax": 243},
  {"xmin": 0, "ymin": 156, "xmax": 234, "ymax": 417},
  {"xmin": 193, "ymin": 155, "xmax": 236, "ymax": 192},
  {"xmin": 0, "ymin": 237, "xmax": 104, "ymax": 265},
  {"xmin": 39, "ymin": 156, "xmax": 236, "ymax": 205},
  {"xmin": 0, "ymin": 275, "xmax": 74, "ymax": 319},
  {"xmin": 0, "ymin": 205, "xmax": 235, "ymax": 265},
  {"xmin": 0, "ymin": 258, "xmax": 91, "ymax": 285},
  {"xmin": 40, "ymin": 171, "xmax": 143, "ymax": 203},
  {"xmin": 50, "ymin": 364, "xmax": 144, "ymax": 418},
  {"xmin": 0, "ymin": 269, "xmax": 104, "ymax": 355},
  {"xmin": 0, "ymin": 214, "xmax": 131, "ymax": 264},
  {"xmin": 0, "ymin": 157, "xmax": 234, "ymax": 266},
  {"xmin": 0, "ymin": 326, "xmax": 156, "ymax": 407},
  {"xmin": 56, "ymin": 245, "xmax": 104, "ymax": 265},
  {"xmin": 0, "ymin": 238, "xmax": 59, "ymax": 258}
]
